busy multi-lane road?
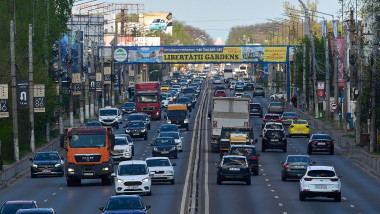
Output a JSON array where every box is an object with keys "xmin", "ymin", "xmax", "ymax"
[{"xmin": 1, "ymin": 75, "xmax": 380, "ymax": 214}]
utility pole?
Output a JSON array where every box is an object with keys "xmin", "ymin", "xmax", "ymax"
[
  {"xmin": 302, "ymin": 44, "xmax": 306, "ymax": 111},
  {"xmin": 333, "ymin": 23, "xmax": 339, "ymax": 127},
  {"xmin": 94, "ymin": 42, "xmax": 99, "ymax": 112},
  {"xmin": 311, "ymin": 34, "xmax": 318, "ymax": 118},
  {"xmin": 84, "ymin": 39, "xmax": 89, "ymax": 120},
  {"xmin": 101, "ymin": 45, "xmax": 105, "ymax": 108},
  {"xmin": 343, "ymin": 23, "xmax": 349, "ymax": 131},
  {"xmin": 370, "ymin": 32, "xmax": 377, "ymax": 153},
  {"xmin": 58, "ymin": 37, "xmax": 63, "ymax": 135},
  {"xmin": 308, "ymin": 37, "xmax": 313, "ymax": 115},
  {"xmin": 10, "ymin": 20, "xmax": 19, "ymax": 161},
  {"xmin": 28, "ymin": 24, "xmax": 35, "ymax": 152},
  {"xmin": 90, "ymin": 41, "xmax": 95, "ymax": 117},
  {"xmin": 325, "ymin": 34, "xmax": 330, "ymax": 121},
  {"xmin": 355, "ymin": 21, "xmax": 362, "ymax": 146},
  {"xmin": 78, "ymin": 31, "xmax": 84, "ymax": 124},
  {"xmin": 68, "ymin": 32, "xmax": 74, "ymax": 127},
  {"xmin": 111, "ymin": 27, "xmax": 117, "ymax": 106}
]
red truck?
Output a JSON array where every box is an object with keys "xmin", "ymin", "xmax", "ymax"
[{"xmin": 135, "ymin": 82, "xmax": 161, "ymax": 120}]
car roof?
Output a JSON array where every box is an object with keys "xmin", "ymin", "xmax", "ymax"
[
  {"xmin": 287, "ymin": 155, "xmax": 310, "ymax": 158},
  {"xmin": 16, "ymin": 208, "xmax": 54, "ymax": 213},
  {"xmin": 161, "ymin": 124, "xmax": 177, "ymax": 127},
  {"xmin": 311, "ymin": 134, "xmax": 330, "ymax": 137},
  {"xmin": 222, "ymin": 155, "xmax": 246, "ymax": 159},
  {"xmin": 119, "ymin": 160, "xmax": 147, "ymax": 166},
  {"xmin": 146, "ymin": 157, "xmax": 170, "ymax": 161},
  {"xmin": 159, "ymin": 131, "xmax": 180, "ymax": 134},
  {"xmin": 35, "ymin": 151, "xmax": 58, "ymax": 154},
  {"xmin": 265, "ymin": 122, "xmax": 283, "ymax": 125},
  {"xmin": 230, "ymin": 145, "xmax": 256, "ymax": 148},
  {"xmin": 4, "ymin": 200, "xmax": 36, "ymax": 205},
  {"xmin": 100, "ymin": 107, "xmax": 118, "ymax": 110},
  {"xmin": 109, "ymin": 195, "xmax": 141, "ymax": 200},
  {"xmin": 307, "ymin": 166, "xmax": 335, "ymax": 171},
  {"xmin": 129, "ymin": 113, "xmax": 147, "ymax": 116},
  {"xmin": 128, "ymin": 120, "xmax": 144, "ymax": 123},
  {"xmin": 264, "ymin": 113, "xmax": 280, "ymax": 116}
]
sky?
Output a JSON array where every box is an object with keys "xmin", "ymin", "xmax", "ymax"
[{"xmin": 74, "ymin": 0, "xmax": 343, "ymax": 43}]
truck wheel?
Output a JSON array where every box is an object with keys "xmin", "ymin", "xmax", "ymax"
[
  {"xmin": 171, "ymin": 179, "xmax": 175, "ymax": 185},
  {"xmin": 102, "ymin": 176, "xmax": 112, "ymax": 185},
  {"xmin": 75, "ymin": 178, "xmax": 81, "ymax": 186},
  {"xmin": 67, "ymin": 178, "xmax": 75, "ymax": 186}
]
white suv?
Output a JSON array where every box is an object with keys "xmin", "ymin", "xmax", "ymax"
[
  {"xmin": 113, "ymin": 160, "xmax": 152, "ymax": 196},
  {"xmin": 111, "ymin": 136, "xmax": 133, "ymax": 161},
  {"xmin": 299, "ymin": 166, "xmax": 341, "ymax": 202},
  {"xmin": 99, "ymin": 107, "xmax": 122, "ymax": 129},
  {"xmin": 262, "ymin": 122, "xmax": 284, "ymax": 136},
  {"xmin": 146, "ymin": 157, "xmax": 176, "ymax": 184}
]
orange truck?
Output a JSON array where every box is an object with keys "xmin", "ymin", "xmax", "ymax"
[{"xmin": 60, "ymin": 126, "xmax": 115, "ymax": 186}]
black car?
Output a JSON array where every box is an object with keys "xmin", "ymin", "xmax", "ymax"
[
  {"xmin": 176, "ymin": 97, "xmax": 192, "ymax": 112},
  {"xmin": 85, "ymin": 121, "xmax": 102, "ymax": 126},
  {"xmin": 30, "ymin": 152, "xmax": 64, "ymax": 178},
  {"xmin": 125, "ymin": 120, "xmax": 148, "ymax": 140},
  {"xmin": 281, "ymin": 155, "xmax": 315, "ymax": 181},
  {"xmin": 261, "ymin": 129, "xmax": 287, "ymax": 152},
  {"xmin": 228, "ymin": 145, "xmax": 260, "ymax": 175},
  {"xmin": 249, "ymin": 103, "xmax": 263, "ymax": 117},
  {"xmin": 253, "ymin": 87, "xmax": 265, "ymax": 97},
  {"xmin": 182, "ymin": 94, "xmax": 196, "ymax": 107},
  {"xmin": 121, "ymin": 102, "xmax": 137, "ymax": 115},
  {"xmin": 244, "ymin": 83, "xmax": 255, "ymax": 91},
  {"xmin": 216, "ymin": 155, "xmax": 251, "ymax": 185},
  {"xmin": 1, "ymin": 201, "xmax": 38, "ymax": 214},
  {"xmin": 182, "ymin": 87, "xmax": 197, "ymax": 96},
  {"xmin": 262, "ymin": 114, "xmax": 281, "ymax": 128},
  {"xmin": 16, "ymin": 208, "xmax": 55, "ymax": 214},
  {"xmin": 99, "ymin": 195, "xmax": 151, "ymax": 214},
  {"xmin": 126, "ymin": 113, "xmax": 151, "ymax": 130},
  {"xmin": 151, "ymin": 137, "xmax": 178, "ymax": 158},
  {"xmin": 307, "ymin": 134, "xmax": 335, "ymax": 155}
]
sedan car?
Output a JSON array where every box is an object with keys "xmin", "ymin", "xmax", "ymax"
[
  {"xmin": 299, "ymin": 166, "xmax": 341, "ymax": 202},
  {"xmin": 307, "ymin": 134, "xmax": 334, "ymax": 155},
  {"xmin": 215, "ymin": 90, "xmax": 227, "ymax": 97},
  {"xmin": 244, "ymin": 82, "xmax": 255, "ymax": 91},
  {"xmin": 267, "ymin": 102, "xmax": 284, "ymax": 114},
  {"xmin": 146, "ymin": 157, "xmax": 176, "ymax": 184},
  {"xmin": 228, "ymin": 145, "xmax": 260, "ymax": 175},
  {"xmin": 30, "ymin": 152, "xmax": 64, "ymax": 178},
  {"xmin": 99, "ymin": 195, "xmax": 151, "ymax": 214},
  {"xmin": 288, "ymin": 119, "xmax": 310, "ymax": 138},
  {"xmin": 151, "ymin": 137, "xmax": 178, "ymax": 158},
  {"xmin": 158, "ymin": 131, "xmax": 183, "ymax": 152},
  {"xmin": 281, "ymin": 112, "xmax": 299, "ymax": 125},
  {"xmin": 213, "ymin": 76, "xmax": 222, "ymax": 84},
  {"xmin": 234, "ymin": 92, "xmax": 244, "ymax": 98},
  {"xmin": 249, "ymin": 103, "xmax": 263, "ymax": 117},
  {"xmin": 1, "ymin": 201, "xmax": 38, "ymax": 214},
  {"xmin": 115, "ymin": 134, "xmax": 135, "ymax": 156},
  {"xmin": 281, "ymin": 155, "xmax": 315, "ymax": 181},
  {"xmin": 126, "ymin": 113, "xmax": 151, "ymax": 130},
  {"xmin": 216, "ymin": 155, "xmax": 251, "ymax": 185},
  {"xmin": 113, "ymin": 160, "xmax": 152, "ymax": 196},
  {"xmin": 121, "ymin": 102, "xmax": 137, "ymax": 115},
  {"xmin": 16, "ymin": 208, "xmax": 55, "ymax": 214},
  {"xmin": 262, "ymin": 129, "xmax": 287, "ymax": 152},
  {"xmin": 125, "ymin": 120, "xmax": 148, "ymax": 140},
  {"xmin": 158, "ymin": 124, "xmax": 180, "ymax": 133},
  {"xmin": 253, "ymin": 87, "xmax": 265, "ymax": 97}
]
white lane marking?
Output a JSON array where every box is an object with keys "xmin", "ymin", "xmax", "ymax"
[
  {"xmin": 283, "ymin": 212, "xmax": 288, "ymax": 214},
  {"xmin": 43, "ymin": 199, "xmax": 48, "ymax": 203},
  {"xmin": 279, "ymin": 203, "xmax": 283, "ymax": 207},
  {"xmin": 263, "ymin": 174, "xmax": 266, "ymax": 176},
  {"xmin": 275, "ymin": 196, "xmax": 279, "ymax": 198},
  {"xmin": 259, "ymin": 164, "xmax": 262, "ymax": 167},
  {"xmin": 142, "ymin": 154, "xmax": 145, "ymax": 156},
  {"xmin": 59, "ymin": 187, "xmax": 63, "ymax": 190},
  {"xmin": 265, "ymin": 179, "xmax": 269, "ymax": 181},
  {"xmin": 268, "ymin": 184, "xmax": 271, "ymax": 187},
  {"xmin": 293, "ymin": 147, "xmax": 295, "ymax": 149},
  {"xmin": 350, "ymin": 205, "xmax": 355, "ymax": 208},
  {"xmin": 296, "ymin": 150, "xmax": 298, "ymax": 152},
  {"xmin": 261, "ymin": 169, "xmax": 264, "ymax": 171},
  {"xmin": 271, "ymin": 189, "xmax": 275, "ymax": 192},
  {"xmin": 52, "ymin": 193, "xmax": 56, "ymax": 196},
  {"xmin": 204, "ymin": 86, "xmax": 210, "ymax": 214},
  {"xmin": 144, "ymin": 150, "xmax": 147, "ymax": 152},
  {"xmin": 343, "ymin": 197, "xmax": 347, "ymax": 200}
]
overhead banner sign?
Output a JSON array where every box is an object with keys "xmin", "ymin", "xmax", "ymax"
[
  {"xmin": 17, "ymin": 79, "xmax": 29, "ymax": 108},
  {"xmin": 34, "ymin": 84, "xmax": 45, "ymax": 112},
  {"xmin": 0, "ymin": 84, "xmax": 9, "ymax": 118},
  {"xmin": 105, "ymin": 45, "xmax": 290, "ymax": 64}
]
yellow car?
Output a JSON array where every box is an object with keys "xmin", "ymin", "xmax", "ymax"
[
  {"xmin": 160, "ymin": 85, "xmax": 170, "ymax": 92},
  {"xmin": 288, "ymin": 119, "xmax": 310, "ymax": 138}
]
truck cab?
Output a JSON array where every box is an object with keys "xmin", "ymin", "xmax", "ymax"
[
  {"xmin": 220, "ymin": 133, "xmax": 248, "ymax": 158},
  {"xmin": 165, "ymin": 104, "xmax": 190, "ymax": 131}
]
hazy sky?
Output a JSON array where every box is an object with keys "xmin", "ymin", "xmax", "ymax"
[{"xmin": 75, "ymin": 0, "xmax": 343, "ymax": 43}]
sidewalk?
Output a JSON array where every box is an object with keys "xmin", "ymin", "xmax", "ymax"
[{"xmin": 0, "ymin": 117, "xmax": 91, "ymax": 187}]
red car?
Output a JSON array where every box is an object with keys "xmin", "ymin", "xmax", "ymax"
[{"xmin": 215, "ymin": 90, "xmax": 227, "ymax": 97}]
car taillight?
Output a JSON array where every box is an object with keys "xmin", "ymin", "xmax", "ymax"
[
  {"xmin": 330, "ymin": 178, "xmax": 339, "ymax": 182},
  {"xmin": 211, "ymin": 138, "xmax": 215, "ymax": 142},
  {"xmin": 282, "ymin": 138, "xmax": 286, "ymax": 141},
  {"xmin": 311, "ymin": 141, "xmax": 316, "ymax": 144},
  {"xmin": 268, "ymin": 107, "xmax": 272, "ymax": 109},
  {"xmin": 280, "ymin": 107, "xmax": 284, "ymax": 109},
  {"xmin": 290, "ymin": 125, "xmax": 294, "ymax": 128},
  {"xmin": 250, "ymin": 156, "xmax": 258, "ymax": 161},
  {"xmin": 263, "ymin": 118, "xmax": 268, "ymax": 121},
  {"xmin": 304, "ymin": 178, "xmax": 313, "ymax": 181},
  {"xmin": 263, "ymin": 137, "xmax": 267, "ymax": 141},
  {"xmin": 327, "ymin": 141, "xmax": 333, "ymax": 144},
  {"xmin": 306, "ymin": 125, "xmax": 310, "ymax": 128},
  {"xmin": 284, "ymin": 164, "xmax": 290, "ymax": 169},
  {"xmin": 276, "ymin": 119, "xmax": 281, "ymax": 121}
]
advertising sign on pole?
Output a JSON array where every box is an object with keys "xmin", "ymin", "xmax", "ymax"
[
  {"xmin": 72, "ymin": 73, "xmax": 82, "ymax": 95},
  {"xmin": 96, "ymin": 73, "xmax": 102, "ymax": 91},
  {"xmin": 33, "ymin": 84, "xmax": 45, "ymax": 112},
  {"xmin": 17, "ymin": 79, "xmax": 29, "ymax": 108},
  {"xmin": 89, "ymin": 73, "xmax": 96, "ymax": 92},
  {"xmin": 104, "ymin": 66, "xmax": 111, "ymax": 85},
  {"xmin": 0, "ymin": 84, "xmax": 9, "ymax": 118}
]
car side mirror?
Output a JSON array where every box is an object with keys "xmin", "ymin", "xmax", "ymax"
[
  {"xmin": 99, "ymin": 207, "xmax": 105, "ymax": 212},
  {"xmin": 172, "ymin": 163, "xmax": 176, "ymax": 166},
  {"xmin": 149, "ymin": 171, "xmax": 155, "ymax": 177},
  {"xmin": 111, "ymin": 173, "xmax": 116, "ymax": 177},
  {"xmin": 145, "ymin": 205, "xmax": 152, "ymax": 210},
  {"xmin": 29, "ymin": 158, "xmax": 33, "ymax": 161}
]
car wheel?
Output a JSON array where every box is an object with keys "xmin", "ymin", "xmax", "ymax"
[
  {"xmin": 59, "ymin": 171, "xmax": 64, "ymax": 177},
  {"xmin": 330, "ymin": 148, "xmax": 335, "ymax": 155},
  {"xmin": 307, "ymin": 147, "xmax": 312, "ymax": 154},
  {"xmin": 246, "ymin": 178, "xmax": 251, "ymax": 185},
  {"xmin": 254, "ymin": 168, "xmax": 259, "ymax": 176},
  {"xmin": 144, "ymin": 135, "xmax": 148, "ymax": 140},
  {"xmin": 262, "ymin": 143, "xmax": 266, "ymax": 152},
  {"xmin": 288, "ymin": 134, "xmax": 292, "ymax": 138},
  {"xmin": 147, "ymin": 190, "xmax": 152, "ymax": 196},
  {"xmin": 281, "ymin": 173, "xmax": 286, "ymax": 181},
  {"xmin": 102, "ymin": 176, "xmax": 112, "ymax": 185},
  {"xmin": 306, "ymin": 134, "xmax": 310, "ymax": 138},
  {"xmin": 116, "ymin": 124, "xmax": 119, "ymax": 129},
  {"xmin": 171, "ymin": 179, "xmax": 175, "ymax": 185},
  {"xmin": 189, "ymin": 108, "xmax": 192, "ymax": 112},
  {"xmin": 299, "ymin": 192, "xmax": 306, "ymax": 201},
  {"xmin": 217, "ymin": 178, "xmax": 222, "ymax": 185},
  {"xmin": 31, "ymin": 172, "xmax": 36, "ymax": 178},
  {"xmin": 174, "ymin": 154, "xmax": 178, "ymax": 159},
  {"xmin": 283, "ymin": 146, "xmax": 287, "ymax": 153},
  {"xmin": 334, "ymin": 192, "xmax": 341, "ymax": 202},
  {"xmin": 148, "ymin": 124, "xmax": 151, "ymax": 130},
  {"xmin": 67, "ymin": 178, "xmax": 74, "ymax": 186}
]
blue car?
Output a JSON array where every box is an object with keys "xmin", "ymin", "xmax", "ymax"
[
  {"xmin": 149, "ymin": 19, "xmax": 167, "ymax": 31},
  {"xmin": 151, "ymin": 137, "xmax": 178, "ymax": 159},
  {"xmin": 99, "ymin": 195, "xmax": 151, "ymax": 214}
]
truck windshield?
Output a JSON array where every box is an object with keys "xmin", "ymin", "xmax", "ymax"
[
  {"xmin": 100, "ymin": 109, "xmax": 118, "ymax": 116},
  {"xmin": 69, "ymin": 134, "xmax": 106, "ymax": 148},
  {"xmin": 137, "ymin": 95, "xmax": 158, "ymax": 103},
  {"xmin": 167, "ymin": 110, "xmax": 187, "ymax": 118}
]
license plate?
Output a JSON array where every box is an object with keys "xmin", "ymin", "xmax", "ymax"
[
  {"xmin": 83, "ymin": 172, "xmax": 94, "ymax": 176},
  {"xmin": 297, "ymin": 130, "xmax": 303, "ymax": 133},
  {"xmin": 318, "ymin": 142, "xmax": 326, "ymax": 146},
  {"xmin": 133, "ymin": 133, "xmax": 140, "ymax": 136},
  {"xmin": 315, "ymin": 184, "xmax": 327, "ymax": 189},
  {"xmin": 42, "ymin": 169, "xmax": 51, "ymax": 173},
  {"xmin": 229, "ymin": 168, "xmax": 240, "ymax": 171},
  {"xmin": 294, "ymin": 166, "xmax": 304, "ymax": 169},
  {"xmin": 126, "ymin": 186, "xmax": 139, "ymax": 190},
  {"xmin": 161, "ymin": 151, "xmax": 169, "ymax": 154},
  {"xmin": 271, "ymin": 139, "xmax": 279, "ymax": 142}
]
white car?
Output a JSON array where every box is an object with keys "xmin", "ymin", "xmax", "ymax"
[
  {"xmin": 270, "ymin": 93, "xmax": 284, "ymax": 100},
  {"xmin": 299, "ymin": 166, "xmax": 341, "ymax": 202},
  {"xmin": 99, "ymin": 106, "xmax": 122, "ymax": 129},
  {"xmin": 114, "ymin": 134, "xmax": 134, "ymax": 156},
  {"xmin": 113, "ymin": 160, "xmax": 152, "ymax": 196},
  {"xmin": 234, "ymin": 92, "xmax": 244, "ymax": 98},
  {"xmin": 111, "ymin": 136, "xmax": 133, "ymax": 160},
  {"xmin": 158, "ymin": 131, "xmax": 183, "ymax": 152},
  {"xmin": 213, "ymin": 77, "xmax": 222, "ymax": 84},
  {"xmin": 146, "ymin": 157, "xmax": 176, "ymax": 184},
  {"xmin": 229, "ymin": 81, "xmax": 236, "ymax": 90},
  {"xmin": 262, "ymin": 122, "xmax": 285, "ymax": 136}
]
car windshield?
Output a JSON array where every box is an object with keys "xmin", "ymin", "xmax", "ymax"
[
  {"xmin": 35, "ymin": 153, "xmax": 59, "ymax": 161},
  {"xmin": 265, "ymin": 115, "xmax": 280, "ymax": 120},
  {"xmin": 128, "ymin": 122, "xmax": 144, "ymax": 128},
  {"xmin": 266, "ymin": 130, "xmax": 284, "ymax": 138},
  {"xmin": 123, "ymin": 103, "xmax": 135, "ymax": 107},
  {"xmin": 270, "ymin": 102, "xmax": 283, "ymax": 106},
  {"xmin": 177, "ymin": 98, "xmax": 190, "ymax": 103},
  {"xmin": 128, "ymin": 115, "xmax": 144, "ymax": 121},
  {"xmin": 266, "ymin": 123, "xmax": 283, "ymax": 129},
  {"xmin": 312, "ymin": 135, "xmax": 331, "ymax": 140},
  {"xmin": 99, "ymin": 109, "xmax": 117, "ymax": 116},
  {"xmin": 229, "ymin": 147, "xmax": 256, "ymax": 156},
  {"xmin": 307, "ymin": 170, "xmax": 335, "ymax": 177},
  {"xmin": 115, "ymin": 138, "xmax": 128, "ymax": 145},
  {"xmin": 167, "ymin": 110, "xmax": 187, "ymax": 117},
  {"xmin": 283, "ymin": 112, "xmax": 297, "ymax": 117},
  {"xmin": 216, "ymin": 90, "xmax": 225, "ymax": 94},
  {"xmin": 160, "ymin": 125, "xmax": 178, "ymax": 132},
  {"xmin": 106, "ymin": 197, "xmax": 144, "ymax": 210},
  {"xmin": 223, "ymin": 158, "xmax": 246, "ymax": 166},
  {"xmin": 293, "ymin": 120, "xmax": 308, "ymax": 124},
  {"xmin": 160, "ymin": 132, "xmax": 179, "ymax": 139},
  {"xmin": 1, "ymin": 204, "xmax": 36, "ymax": 214},
  {"xmin": 118, "ymin": 164, "xmax": 147, "ymax": 176},
  {"xmin": 154, "ymin": 138, "xmax": 174, "ymax": 146},
  {"xmin": 287, "ymin": 156, "xmax": 311, "ymax": 163},
  {"xmin": 161, "ymin": 95, "xmax": 167, "ymax": 100},
  {"xmin": 69, "ymin": 134, "xmax": 105, "ymax": 148},
  {"xmin": 146, "ymin": 159, "xmax": 171, "ymax": 167},
  {"xmin": 136, "ymin": 95, "xmax": 158, "ymax": 103},
  {"xmin": 255, "ymin": 88, "xmax": 263, "ymax": 91},
  {"xmin": 250, "ymin": 104, "xmax": 261, "ymax": 108}
]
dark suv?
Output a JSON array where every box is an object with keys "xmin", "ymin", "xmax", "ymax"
[
  {"xmin": 228, "ymin": 145, "xmax": 260, "ymax": 175},
  {"xmin": 216, "ymin": 155, "xmax": 251, "ymax": 185},
  {"xmin": 262, "ymin": 130, "xmax": 287, "ymax": 152},
  {"xmin": 30, "ymin": 152, "xmax": 64, "ymax": 178},
  {"xmin": 262, "ymin": 114, "xmax": 281, "ymax": 128},
  {"xmin": 253, "ymin": 87, "xmax": 265, "ymax": 97},
  {"xmin": 249, "ymin": 103, "xmax": 263, "ymax": 117},
  {"xmin": 125, "ymin": 120, "xmax": 148, "ymax": 140},
  {"xmin": 307, "ymin": 134, "xmax": 334, "ymax": 155},
  {"xmin": 126, "ymin": 113, "xmax": 151, "ymax": 130}
]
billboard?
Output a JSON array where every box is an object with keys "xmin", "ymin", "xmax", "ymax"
[
  {"xmin": 60, "ymin": 31, "xmax": 84, "ymax": 81},
  {"xmin": 128, "ymin": 47, "xmax": 164, "ymax": 63},
  {"xmin": 144, "ymin": 12, "xmax": 173, "ymax": 35}
]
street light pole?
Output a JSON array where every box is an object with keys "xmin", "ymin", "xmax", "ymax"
[{"xmin": 297, "ymin": 0, "xmax": 309, "ymax": 37}]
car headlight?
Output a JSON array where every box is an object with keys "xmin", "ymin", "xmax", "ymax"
[
  {"xmin": 142, "ymin": 177, "xmax": 149, "ymax": 182},
  {"xmin": 184, "ymin": 119, "xmax": 188, "ymax": 123},
  {"xmin": 170, "ymin": 147, "xmax": 176, "ymax": 151},
  {"xmin": 165, "ymin": 170, "xmax": 174, "ymax": 175},
  {"xmin": 99, "ymin": 118, "xmax": 104, "ymax": 122},
  {"xmin": 167, "ymin": 120, "xmax": 171, "ymax": 124},
  {"xmin": 153, "ymin": 147, "xmax": 159, "ymax": 151},
  {"xmin": 68, "ymin": 168, "xmax": 74, "ymax": 172},
  {"xmin": 125, "ymin": 148, "xmax": 130, "ymax": 152},
  {"xmin": 126, "ymin": 129, "xmax": 131, "ymax": 133},
  {"xmin": 117, "ymin": 179, "xmax": 124, "ymax": 183},
  {"xmin": 32, "ymin": 164, "xmax": 38, "ymax": 168},
  {"xmin": 132, "ymin": 108, "xmax": 136, "ymax": 111},
  {"xmin": 54, "ymin": 163, "xmax": 61, "ymax": 168},
  {"xmin": 142, "ymin": 129, "xmax": 146, "ymax": 132},
  {"xmin": 187, "ymin": 103, "xmax": 191, "ymax": 106}
]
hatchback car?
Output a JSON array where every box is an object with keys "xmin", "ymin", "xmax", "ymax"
[
  {"xmin": 228, "ymin": 145, "xmax": 260, "ymax": 175},
  {"xmin": 216, "ymin": 155, "xmax": 251, "ymax": 185},
  {"xmin": 121, "ymin": 102, "xmax": 137, "ymax": 115},
  {"xmin": 113, "ymin": 160, "xmax": 152, "ymax": 196},
  {"xmin": 262, "ymin": 129, "xmax": 287, "ymax": 152},
  {"xmin": 158, "ymin": 131, "xmax": 183, "ymax": 152},
  {"xmin": 299, "ymin": 166, "xmax": 341, "ymax": 202},
  {"xmin": 215, "ymin": 90, "xmax": 227, "ymax": 97},
  {"xmin": 262, "ymin": 122, "xmax": 284, "ymax": 137},
  {"xmin": 281, "ymin": 112, "xmax": 299, "ymax": 125},
  {"xmin": 267, "ymin": 102, "xmax": 284, "ymax": 114},
  {"xmin": 151, "ymin": 137, "xmax": 178, "ymax": 159},
  {"xmin": 99, "ymin": 195, "xmax": 151, "ymax": 214},
  {"xmin": 146, "ymin": 157, "xmax": 176, "ymax": 184},
  {"xmin": 281, "ymin": 155, "xmax": 315, "ymax": 181},
  {"xmin": 253, "ymin": 87, "xmax": 265, "ymax": 97},
  {"xmin": 244, "ymin": 82, "xmax": 255, "ymax": 91},
  {"xmin": 126, "ymin": 113, "xmax": 151, "ymax": 130},
  {"xmin": 30, "ymin": 152, "xmax": 64, "ymax": 178},
  {"xmin": 249, "ymin": 103, "xmax": 263, "ymax": 117},
  {"xmin": 125, "ymin": 120, "xmax": 148, "ymax": 140},
  {"xmin": 16, "ymin": 208, "xmax": 55, "ymax": 214},
  {"xmin": 288, "ymin": 119, "xmax": 310, "ymax": 138},
  {"xmin": 0, "ymin": 201, "xmax": 38, "ymax": 214},
  {"xmin": 307, "ymin": 134, "xmax": 334, "ymax": 155},
  {"xmin": 262, "ymin": 114, "xmax": 281, "ymax": 128}
]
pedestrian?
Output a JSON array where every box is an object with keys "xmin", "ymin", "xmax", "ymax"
[
  {"xmin": 291, "ymin": 95, "xmax": 297, "ymax": 107},
  {"xmin": 280, "ymin": 96, "xmax": 285, "ymax": 106}
]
